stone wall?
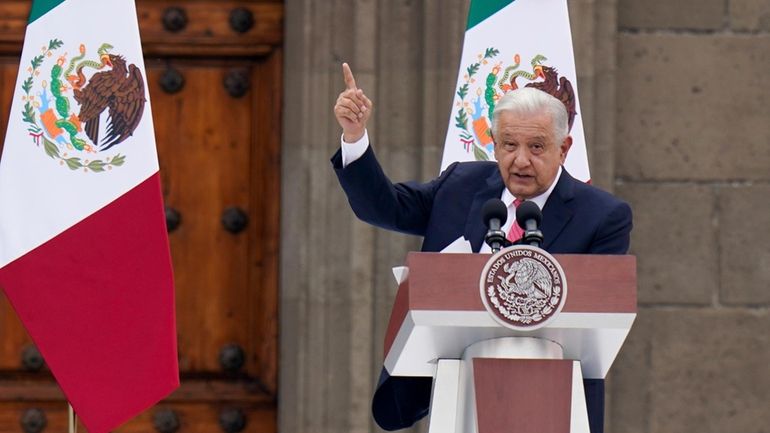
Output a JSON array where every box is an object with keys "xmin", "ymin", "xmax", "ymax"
[
  {"xmin": 280, "ymin": 0, "xmax": 770, "ymax": 432},
  {"xmin": 610, "ymin": 1, "xmax": 770, "ymax": 432}
]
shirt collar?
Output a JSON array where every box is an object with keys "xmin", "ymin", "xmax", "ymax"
[{"xmin": 501, "ymin": 166, "xmax": 563, "ymax": 210}]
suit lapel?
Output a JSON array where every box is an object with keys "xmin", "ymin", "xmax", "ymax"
[
  {"xmin": 465, "ymin": 170, "xmax": 505, "ymax": 252},
  {"xmin": 541, "ymin": 169, "xmax": 576, "ymax": 250}
]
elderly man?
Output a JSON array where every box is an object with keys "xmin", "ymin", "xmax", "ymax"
[{"xmin": 331, "ymin": 63, "xmax": 632, "ymax": 433}]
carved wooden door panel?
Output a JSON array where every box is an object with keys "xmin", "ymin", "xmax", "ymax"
[{"xmin": 0, "ymin": 1, "xmax": 281, "ymax": 432}]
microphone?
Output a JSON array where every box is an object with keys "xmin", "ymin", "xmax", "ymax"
[
  {"xmin": 482, "ymin": 198, "xmax": 509, "ymax": 253},
  {"xmin": 515, "ymin": 200, "xmax": 544, "ymax": 247}
]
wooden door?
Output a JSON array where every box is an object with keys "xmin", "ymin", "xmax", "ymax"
[{"xmin": 0, "ymin": 1, "xmax": 281, "ymax": 432}]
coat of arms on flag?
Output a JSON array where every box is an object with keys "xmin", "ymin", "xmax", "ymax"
[
  {"xmin": 21, "ymin": 38, "xmax": 146, "ymax": 172},
  {"xmin": 441, "ymin": 0, "xmax": 591, "ymax": 182},
  {"xmin": 452, "ymin": 48, "xmax": 577, "ymax": 162}
]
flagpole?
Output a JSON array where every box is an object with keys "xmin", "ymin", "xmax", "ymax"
[{"xmin": 68, "ymin": 403, "xmax": 77, "ymax": 433}]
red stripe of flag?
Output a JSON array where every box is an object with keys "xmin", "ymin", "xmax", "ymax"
[{"xmin": 0, "ymin": 173, "xmax": 178, "ymax": 433}]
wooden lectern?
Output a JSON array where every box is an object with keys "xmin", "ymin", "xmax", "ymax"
[{"xmin": 384, "ymin": 252, "xmax": 636, "ymax": 433}]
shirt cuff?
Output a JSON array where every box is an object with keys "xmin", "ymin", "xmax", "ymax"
[{"xmin": 340, "ymin": 130, "xmax": 370, "ymax": 168}]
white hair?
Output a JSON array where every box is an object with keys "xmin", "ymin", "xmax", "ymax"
[{"xmin": 491, "ymin": 88, "xmax": 569, "ymax": 143}]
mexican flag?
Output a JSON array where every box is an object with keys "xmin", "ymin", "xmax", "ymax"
[
  {"xmin": 441, "ymin": 0, "xmax": 590, "ymax": 182},
  {"xmin": 0, "ymin": 1, "xmax": 178, "ymax": 432}
]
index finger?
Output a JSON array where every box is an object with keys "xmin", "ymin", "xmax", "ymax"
[{"xmin": 342, "ymin": 62, "xmax": 357, "ymax": 90}]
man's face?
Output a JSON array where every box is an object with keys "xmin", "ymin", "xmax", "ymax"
[{"xmin": 493, "ymin": 110, "xmax": 572, "ymax": 200}]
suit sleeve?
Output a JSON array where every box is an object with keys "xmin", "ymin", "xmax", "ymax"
[
  {"xmin": 371, "ymin": 368, "xmax": 432, "ymax": 431},
  {"xmin": 589, "ymin": 200, "xmax": 633, "ymax": 254},
  {"xmin": 331, "ymin": 145, "xmax": 458, "ymax": 236}
]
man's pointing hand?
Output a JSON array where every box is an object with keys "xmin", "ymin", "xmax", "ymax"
[{"xmin": 334, "ymin": 63, "xmax": 373, "ymax": 143}]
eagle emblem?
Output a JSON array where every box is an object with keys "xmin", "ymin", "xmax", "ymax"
[
  {"xmin": 497, "ymin": 258, "xmax": 554, "ymax": 300},
  {"xmin": 74, "ymin": 53, "xmax": 145, "ymax": 151},
  {"xmin": 19, "ymin": 39, "xmax": 146, "ymax": 172},
  {"xmin": 453, "ymin": 47, "xmax": 577, "ymax": 162},
  {"xmin": 479, "ymin": 245, "xmax": 567, "ymax": 331}
]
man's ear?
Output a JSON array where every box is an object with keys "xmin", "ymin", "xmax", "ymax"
[{"xmin": 560, "ymin": 136, "xmax": 573, "ymax": 163}]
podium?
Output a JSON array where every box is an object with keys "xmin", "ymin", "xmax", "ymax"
[{"xmin": 383, "ymin": 252, "xmax": 636, "ymax": 433}]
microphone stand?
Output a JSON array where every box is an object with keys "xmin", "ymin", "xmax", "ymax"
[
  {"xmin": 485, "ymin": 228, "xmax": 509, "ymax": 253},
  {"xmin": 521, "ymin": 221, "xmax": 543, "ymax": 248}
]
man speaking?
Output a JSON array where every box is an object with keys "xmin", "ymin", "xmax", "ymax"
[{"xmin": 331, "ymin": 63, "xmax": 632, "ymax": 433}]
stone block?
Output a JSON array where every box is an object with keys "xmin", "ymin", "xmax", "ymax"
[
  {"xmin": 645, "ymin": 309, "xmax": 770, "ymax": 433},
  {"xmin": 717, "ymin": 185, "xmax": 770, "ymax": 305},
  {"xmin": 608, "ymin": 309, "xmax": 655, "ymax": 433},
  {"xmin": 617, "ymin": 34, "xmax": 770, "ymax": 181},
  {"xmin": 730, "ymin": 0, "xmax": 770, "ymax": 30},
  {"xmin": 616, "ymin": 183, "xmax": 717, "ymax": 304},
  {"xmin": 618, "ymin": 0, "xmax": 725, "ymax": 29}
]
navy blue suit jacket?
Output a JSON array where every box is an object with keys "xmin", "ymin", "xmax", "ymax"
[{"xmin": 332, "ymin": 145, "xmax": 632, "ymax": 432}]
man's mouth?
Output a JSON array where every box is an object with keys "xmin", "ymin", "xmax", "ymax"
[{"xmin": 511, "ymin": 173, "xmax": 534, "ymax": 180}]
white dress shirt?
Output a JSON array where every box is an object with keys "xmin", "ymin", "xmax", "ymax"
[{"xmin": 340, "ymin": 130, "xmax": 370, "ymax": 168}]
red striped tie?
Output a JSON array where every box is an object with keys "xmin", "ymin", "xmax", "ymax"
[{"xmin": 506, "ymin": 198, "xmax": 524, "ymax": 242}]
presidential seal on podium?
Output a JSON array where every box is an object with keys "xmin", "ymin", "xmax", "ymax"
[{"xmin": 480, "ymin": 245, "xmax": 568, "ymax": 331}]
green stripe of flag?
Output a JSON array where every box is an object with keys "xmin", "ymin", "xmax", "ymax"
[
  {"xmin": 466, "ymin": 0, "xmax": 515, "ymax": 30},
  {"xmin": 28, "ymin": 0, "xmax": 67, "ymax": 24}
]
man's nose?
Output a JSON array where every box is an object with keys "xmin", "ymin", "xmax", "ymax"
[{"xmin": 512, "ymin": 150, "xmax": 531, "ymax": 168}]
